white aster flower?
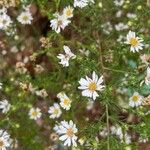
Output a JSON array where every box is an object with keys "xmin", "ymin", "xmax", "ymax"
[
  {"xmin": 0, "ymin": 13, "xmax": 12, "ymax": 30},
  {"xmin": 145, "ymin": 67, "xmax": 150, "ymax": 85},
  {"xmin": 124, "ymin": 133, "xmax": 131, "ymax": 144},
  {"xmin": 63, "ymin": 6, "xmax": 74, "ymax": 19},
  {"xmin": 74, "ymin": 0, "xmax": 94, "ymax": 8},
  {"xmin": 127, "ymin": 13, "xmax": 137, "ymax": 19},
  {"xmin": 57, "ymin": 92, "xmax": 72, "ymax": 110},
  {"xmin": 0, "ymin": 130, "xmax": 10, "ymax": 150},
  {"xmin": 129, "ymin": 92, "xmax": 143, "ymax": 107},
  {"xmin": 115, "ymin": 23, "xmax": 128, "ymax": 31},
  {"xmin": 0, "ymin": 100, "xmax": 11, "ymax": 114},
  {"xmin": 110, "ymin": 126, "xmax": 117, "ymax": 135},
  {"xmin": 0, "ymin": 83, "xmax": 3, "ymax": 90},
  {"xmin": 140, "ymin": 54, "xmax": 150, "ymax": 65},
  {"xmin": 139, "ymin": 137, "xmax": 149, "ymax": 143},
  {"xmin": 115, "ymin": 126, "xmax": 123, "ymax": 139},
  {"xmin": 101, "ymin": 22, "xmax": 113, "ymax": 35},
  {"xmin": 35, "ymin": 89, "xmax": 48, "ymax": 98},
  {"xmin": 48, "ymin": 103, "xmax": 62, "ymax": 119},
  {"xmin": 99, "ymin": 127, "xmax": 108, "ymax": 138},
  {"xmin": 114, "ymin": 0, "xmax": 124, "ymax": 6},
  {"xmin": 125, "ymin": 31, "xmax": 144, "ymax": 53},
  {"xmin": 29, "ymin": 107, "xmax": 42, "ymax": 120},
  {"xmin": 78, "ymin": 71, "xmax": 105, "ymax": 100},
  {"xmin": 54, "ymin": 120, "xmax": 78, "ymax": 147},
  {"xmin": 57, "ymin": 45, "xmax": 76, "ymax": 67},
  {"xmin": 50, "ymin": 13, "xmax": 71, "ymax": 33},
  {"xmin": 17, "ymin": 10, "xmax": 33, "ymax": 25},
  {"xmin": 74, "ymin": 0, "xmax": 88, "ymax": 8}
]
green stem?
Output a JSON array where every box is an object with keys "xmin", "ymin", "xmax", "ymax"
[
  {"xmin": 106, "ymin": 104, "xmax": 110, "ymax": 150},
  {"xmin": 56, "ymin": 0, "xmax": 60, "ymax": 11}
]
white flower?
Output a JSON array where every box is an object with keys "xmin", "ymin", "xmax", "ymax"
[
  {"xmin": 0, "ymin": 13, "xmax": 12, "ymax": 30},
  {"xmin": 0, "ymin": 83, "xmax": 2, "ymax": 90},
  {"xmin": 54, "ymin": 120, "xmax": 78, "ymax": 147},
  {"xmin": 129, "ymin": 92, "xmax": 143, "ymax": 107},
  {"xmin": 74, "ymin": 0, "xmax": 94, "ymax": 8},
  {"xmin": 110, "ymin": 126, "xmax": 117, "ymax": 135},
  {"xmin": 115, "ymin": 126, "xmax": 123, "ymax": 139},
  {"xmin": 17, "ymin": 11, "xmax": 33, "ymax": 24},
  {"xmin": 101, "ymin": 22, "xmax": 113, "ymax": 35},
  {"xmin": 86, "ymin": 100, "xmax": 94, "ymax": 110},
  {"xmin": 63, "ymin": 6, "xmax": 74, "ymax": 19},
  {"xmin": 115, "ymin": 23, "xmax": 128, "ymax": 31},
  {"xmin": 48, "ymin": 103, "xmax": 62, "ymax": 119},
  {"xmin": 0, "ymin": 100, "xmax": 11, "ymax": 114},
  {"xmin": 29, "ymin": 107, "xmax": 42, "ymax": 120},
  {"xmin": 35, "ymin": 89, "xmax": 48, "ymax": 98},
  {"xmin": 145, "ymin": 67, "xmax": 150, "ymax": 85},
  {"xmin": 78, "ymin": 71, "xmax": 105, "ymax": 100},
  {"xmin": 140, "ymin": 54, "xmax": 150, "ymax": 65},
  {"xmin": 139, "ymin": 137, "xmax": 149, "ymax": 143},
  {"xmin": 74, "ymin": 0, "xmax": 88, "ymax": 8},
  {"xmin": 127, "ymin": 13, "xmax": 137, "ymax": 19},
  {"xmin": 0, "ymin": 130, "xmax": 10, "ymax": 150},
  {"xmin": 125, "ymin": 31, "xmax": 144, "ymax": 53},
  {"xmin": 50, "ymin": 13, "xmax": 71, "ymax": 33},
  {"xmin": 57, "ymin": 92, "xmax": 72, "ymax": 110},
  {"xmin": 116, "ymin": 10, "xmax": 122, "ymax": 17},
  {"xmin": 57, "ymin": 45, "xmax": 76, "ymax": 67},
  {"xmin": 114, "ymin": 0, "xmax": 124, "ymax": 6},
  {"xmin": 99, "ymin": 127, "xmax": 108, "ymax": 138},
  {"xmin": 124, "ymin": 133, "xmax": 131, "ymax": 144}
]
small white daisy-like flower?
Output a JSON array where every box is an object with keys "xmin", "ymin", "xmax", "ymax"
[
  {"xmin": 35, "ymin": 89, "xmax": 48, "ymax": 98},
  {"xmin": 54, "ymin": 120, "xmax": 78, "ymax": 147},
  {"xmin": 129, "ymin": 92, "xmax": 143, "ymax": 107},
  {"xmin": 123, "ymin": 133, "xmax": 131, "ymax": 144},
  {"xmin": 127, "ymin": 13, "xmax": 137, "ymax": 19},
  {"xmin": 145, "ymin": 67, "xmax": 150, "ymax": 85},
  {"xmin": 99, "ymin": 127, "xmax": 108, "ymax": 138},
  {"xmin": 125, "ymin": 31, "xmax": 144, "ymax": 53},
  {"xmin": 114, "ymin": 0, "xmax": 124, "ymax": 6},
  {"xmin": 57, "ymin": 45, "xmax": 76, "ymax": 67},
  {"xmin": 0, "ymin": 100, "xmax": 11, "ymax": 114},
  {"xmin": 0, "ymin": 13, "xmax": 12, "ymax": 30},
  {"xmin": 74, "ymin": 0, "xmax": 88, "ymax": 8},
  {"xmin": 115, "ymin": 126, "xmax": 123, "ymax": 139},
  {"xmin": 115, "ymin": 23, "xmax": 128, "ymax": 31},
  {"xmin": 139, "ymin": 137, "xmax": 149, "ymax": 143},
  {"xmin": 74, "ymin": 0, "xmax": 94, "ymax": 8},
  {"xmin": 78, "ymin": 71, "xmax": 105, "ymax": 100},
  {"xmin": 63, "ymin": 6, "xmax": 74, "ymax": 19},
  {"xmin": 29, "ymin": 107, "xmax": 42, "ymax": 120},
  {"xmin": 140, "ymin": 54, "xmax": 150, "ymax": 65},
  {"xmin": 17, "ymin": 10, "xmax": 33, "ymax": 25},
  {"xmin": 57, "ymin": 92, "xmax": 72, "ymax": 110},
  {"xmin": 48, "ymin": 103, "xmax": 62, "ymax": 119},
  {"xmin": 0, "ymin": 83, "xmax": 2, "ymax": 90},
  {"xmin": 50, "ymin": 13, "xmax": 71, "ymax": 33},
  {"xmin": 0, "ymin": 129, "xmax": 10, "ymax": 150}
]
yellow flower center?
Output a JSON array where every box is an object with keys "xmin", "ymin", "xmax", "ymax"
[
  {"xmin": 54, "ymin": 109, "xmax": 59, "ymax": 115},
  {"xmin": 22, "ymin": 16, "xmax": 29, "ymax": 21},
  {"xmin": 66, "ymin": 128, "xmax": 74, "ymax": 137},
  {"xmin": 57, "ymin": 20, "xmax": 62, "ymax": 27},
  {"xmin": 130, "ymin": 38, "xmax": 138, "ymax": 47},
  {"xmin": 132, "ymin": 95, "xmax": 139, "ymax": 102},
  {"xmin": 0, "ymin": 140, "xmax": 4, "ymax": 147},
  {"xmin": 32, "ymin": 111, "xmax": 38, "ymax": 116},
  {"xmin": 66, "ymin": 9, "xmax": 72, "ymax": 17},
  {"xmin": 64, "ymin": 99, "xmax": 71, "ymax": 106},
  {"xmin": 88, "ymin": 82, "xmax": 97, "ymax": 91}
]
